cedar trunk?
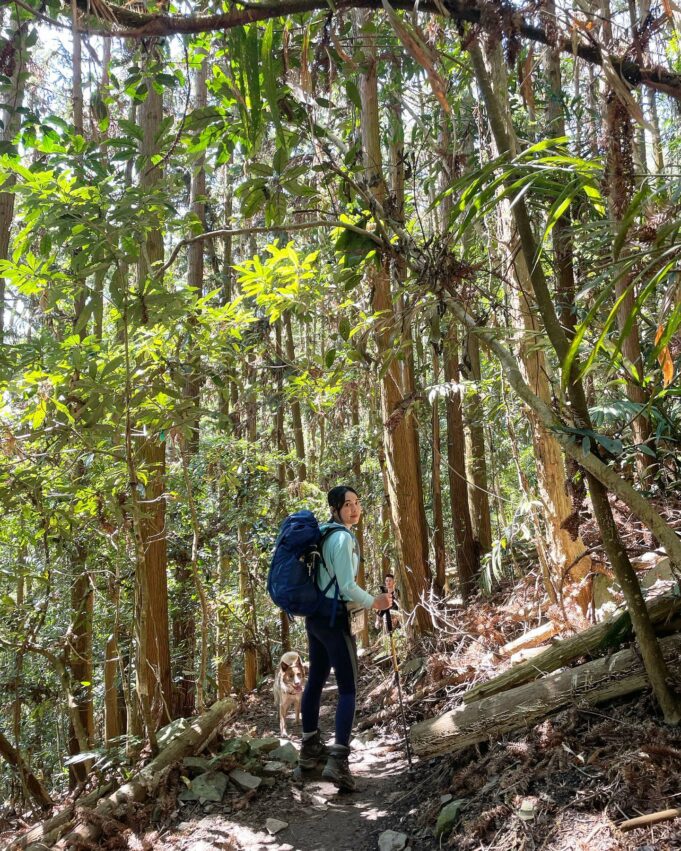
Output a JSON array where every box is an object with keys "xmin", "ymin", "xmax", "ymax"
[{"xmin": 357, "ymin": 12, "xmax": 432, "ymax": 630}]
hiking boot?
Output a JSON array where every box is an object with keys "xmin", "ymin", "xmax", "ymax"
[
  {"xmin": 321, "ymin": 744, "xmax": 355, "ymax": 792},
  {"xmin": 298, "ymin": 730, "xmax": 330, "ymax": 770}
]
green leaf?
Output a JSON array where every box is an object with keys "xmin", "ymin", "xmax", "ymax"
[
  {"xmin": 244, "ymin": 24, "xmax": 262, "ymax": 141},
  {"xmin": 345, "ymin": 81, "xmax": 362, "ymax": 109},
  {"xmin": 325, "ymin": 348, "xmax": 336, "ymax": 368},
  {"xmin": 118, "ymin": 118, "xmax": 143, "ymax": 142}
]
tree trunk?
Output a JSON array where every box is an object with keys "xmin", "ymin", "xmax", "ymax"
[
  {"xmin": 238, "ymin": 523, "xmax": 258, "ymax": 691},
  {"xmin": 0, "ymin": 731, "xmax": 52, "ymax": 811},
  {"xmin": 104, "ymin": 625, "xmax": 121, "ymax": 746},
  {"xmin": 444, "ymin": 323, "xmax": 479, "ymax": 599},
  {"xmin": 351, "ymin": 385, "xmax": 370, "ymax": 645},
  {"xmin": 216, "ymin": 547, "xmax": 233, "ymax": 698},
  {"xmin": 0, "ymin": 16, "xmax": 29, "ymax": 344},
  {"xmin": 430, "ymin": 342, "xmax": 447, "ymax": 594},
  {"xmin": 284, "ymin": 312, "xmax": 307, "ymax": 481},
  {"xmin": 476, "ymin": 42, "xmax": 593, "ymax": 611},
  {"xmin": 462, "ymin": 336, "xmax": 492, "ymax": 555},
  {"xmin": 67, "ymin": 546, "xmax": 94, "ymax": 786},
  {"xmin": 134, "ymin": 40, "xmax": 172, "ymax": 731},
  {"xmin": 356, "ymin": 12, "xmax": 432, "ymax": 631},
  {"xmin": 173, "ymin": 49, "xmax": 208, "ymax": 719},
  {"xmin": 604, "ymin": 94, "xmax": 656, "ymax": 484}
]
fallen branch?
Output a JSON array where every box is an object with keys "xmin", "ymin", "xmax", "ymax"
[
  {"xmin": 358, "ymin": 669, "xmax": 475, "ymax": 730},
  {"xmin": 409, "ymin": 634, "xmax": 681, "ymax": 758},
  {"xmin": 158, "ymin": 219, "xmax": 385, "ymax": 276},
  {"xmin": 14, "ymin": 697, "xmax": 234, "ymax": 851},
  {"xmin": 463, "ymin": 594, "xmax": 681, "ymax": 704},
  {"xmin": 618, "ymin": 807, "xmax": 681, "ymax": 832},
  {"xmin": 0, "ymin": 731, "xmax": 53, "ymax": 811},
  {"xmin": 8, "ymin": 783, "xmax": 114, "ymax": 851},
  {"xmin": 499, "ymin": 621, "xmax": 560, "ymax": 657}
]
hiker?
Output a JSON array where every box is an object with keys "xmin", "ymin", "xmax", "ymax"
[
  {"xmin": 298, "ymin": 485, "xmax": 393, "ymax": 792},
  {"xmin": 375, "ymin": 572, "xmax": 401, "ymax": 631}
]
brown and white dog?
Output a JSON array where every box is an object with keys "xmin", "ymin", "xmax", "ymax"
[{"xmin": 274, "ymin": 651, "xmax": 306, "ymax": 736}]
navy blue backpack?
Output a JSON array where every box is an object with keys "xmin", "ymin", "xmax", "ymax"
[{"xmin": 267, "ymin": 510, "xmax": 349, "ymax": 624}]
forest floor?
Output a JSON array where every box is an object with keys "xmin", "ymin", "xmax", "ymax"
[{"xmin": 107, "ymin": 576, "xmax": 681, "ymax": 851}]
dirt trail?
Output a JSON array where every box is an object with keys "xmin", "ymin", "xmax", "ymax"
[{"xmin": 156, "ymin": 681, "xmax": 429, "ymax": 851}]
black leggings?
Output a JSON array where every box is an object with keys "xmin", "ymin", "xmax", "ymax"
[{"xmin": 301, "ymin": 611, "xmax": 358, "ymax": 746}]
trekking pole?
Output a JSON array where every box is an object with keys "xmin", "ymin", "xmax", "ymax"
[{"xmin": 386, "ymin": 608, "xmax": 416, "ymax": 779}]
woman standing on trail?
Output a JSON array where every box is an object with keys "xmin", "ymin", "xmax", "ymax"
[{"xmin": 297, "ymin": 485, "xmax": 392, "ymax": 792}]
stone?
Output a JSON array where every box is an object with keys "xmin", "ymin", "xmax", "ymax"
[
  {"xmin": 518, "ymin": 797, "xmax": 536, "ymax": 821},
  {"xmin": 178, "ymin": 771, "xmax": 229, "ymax": 803},
  {"xmin": 220, "ymin": 737, "xmax": 251, "ymax": 757},
  {"xmin": 262, "ymin": 761, "xmax": 287, "ymax": 775},
  {"xmin": 249, "ymin": 737, "xmax": 281, "ymax": 755},
  {"xmin": 229, "ymin": 768, "xmax": 262, "ymax": 792},
  {"xmin": 182, "ymin": 756, "xmax": 211, "ymax": 775},
  {"xmin": 261, "ymin": 776, "xmax": 276, "ymax": 787},
  {"xmin": 265, "ymin": 818, "xmax": 288, "ymax": 835},
  {"xmin": 435, "ymin": 799, "xmax": 465, "ymax": 838},
  {"xmin": 378, "ymin": 829, "xmax": 408, "ymax": 851},
  {"xmin": 268, "ymin": 742, "xmax": 298, "ymax": 763},
  {"xmin": 440, "ymin": 794, "xmax": 453, "ymax": 805},
  {"xmin": 400, "ymin": 657, "xmax": 425, "ymax": 676}
]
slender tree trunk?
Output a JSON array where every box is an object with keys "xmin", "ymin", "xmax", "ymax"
[
  {"xmin": 604, "ymin": 95, "xmax": 656, "ymax": 484},
  {"xmin": 284, "ymin": 313, "xmax": 307, "ymax": 481},
  {"xmin": 463, "ymin": 332, "xmax": 492, "ymax": 554},
  {"xmin": 0, "ymin": 16, "xmax": 29, "ymax": 344},
  {"xmin": 444, "ymin": 323, "xmax": 479, "ymax": 599},
  {"xmin": 68, "ymin": 22, "xmax": 95, "ymax": 770},
  {"xmin": 238, "ymin": 524, "xmax": 258, "ymax": 691},
  {"xmin": 430, "ymin": 342, "xmax": 447, "ymax": 594},
  {"xmin": 104, "ymin": 569, "xmax": 121, "ymax": 746},
  {"xmin": 67, "ymin": 545, "xmax": 94, "ymax": 786},
  {"xmin": 0, "ymin": 731, "xmax": 52, "ymax": 810},
  {"xmin": 134, "ymin": 39, "xmax": 172, "ymax": 732},
  {"xmin": 173, "ymin": 49, "xmax": 208, "ymax": 719},
  {"xmin": 351, "ymin": 385, "xmax": 370, "ymax": 645},
  {"xmin": 356, "ymin": 13, "xmax": 432, "ymax": 630},
  {"xmin": 216, "ymin": 543, "xmax": 233, "ymax": 698}
]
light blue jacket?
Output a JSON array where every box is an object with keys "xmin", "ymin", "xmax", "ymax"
[{"xmin": 318, "ymin": 522, "xmax": 374, "ymax": 608}]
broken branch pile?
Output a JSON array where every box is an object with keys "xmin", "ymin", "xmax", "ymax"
[
  {"xmin": 12, "ymin": 696, "xmax": 234, "ymax": 851},
  {"xmin": 410, "ymin": 633, "xmax": 681, "ymax": 758}
]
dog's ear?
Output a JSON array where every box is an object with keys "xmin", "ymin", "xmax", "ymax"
[{"xmin": 280, "ymin": 661, "xmax": 290, "ymax": 671}]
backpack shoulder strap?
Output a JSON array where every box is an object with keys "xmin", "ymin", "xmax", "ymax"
[{"xmin": 318, "ymin": 524, "xmax": 354, "ymax": 593}]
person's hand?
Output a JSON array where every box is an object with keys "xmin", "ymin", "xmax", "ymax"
[{"xmin": 372, "ymin": 592, "xmax": 392, "ymax": 611}]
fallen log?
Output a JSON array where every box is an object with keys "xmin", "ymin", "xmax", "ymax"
[
  {"xmin": 409, "ymin": 634, "xmax": 681, "ymax": 758},
  {"xmin": 8, "ymin": 783, "xmax": 114, "ymax": 851},
  {"xmin": 464, "ymin": 593, "xmax": 681, "ymax": 704},
  {"xmin": 618, "ymin": 806, "xmax": 681, "ymax": 832},
  {"xmin": 13, "ymin": 696, "xmax": 234, "ymax": 851},
  {"xmin": 0, "ymin": 730, "xmax": 53, "ymax": 811},
  {"xmin": 499, "ymin": 621, "xmax": 560, "ymax": 657}
]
